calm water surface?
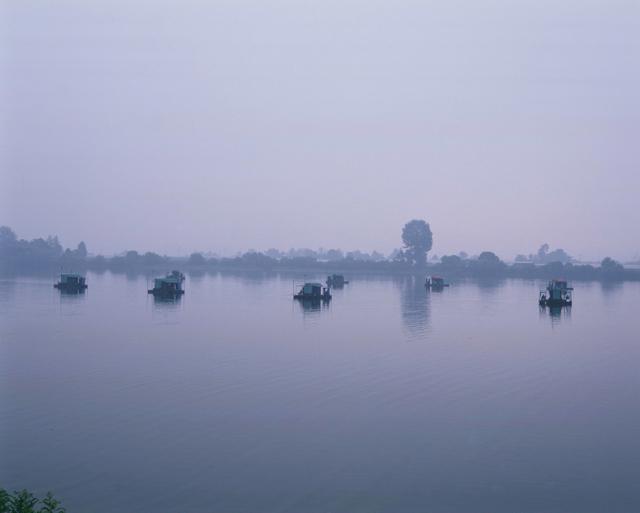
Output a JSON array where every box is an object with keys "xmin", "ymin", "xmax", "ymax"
[{"xmin": 1, "ymin": 272, "xmax": 639, "ymax": 513}]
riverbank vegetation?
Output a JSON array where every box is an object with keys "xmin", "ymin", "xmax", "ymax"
[
  {"xmin": 0, "ymin": 489, "xmax": 65, "ymax": 513},
  {"xmin": 1, "ymin": 224, "xmax": 637, "ymax": 282}
]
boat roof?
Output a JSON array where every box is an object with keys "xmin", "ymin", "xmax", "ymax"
[
  {"xmin": 61, "ymin": 273, "xmax": 83, "ymax": 278},
  {"xmin": 304, "ymin": 282, "xmax": 323, "ymax": 287},
  {"xmin": 156, "ymin": 276, "xmax": 181, "ymax": 283}
]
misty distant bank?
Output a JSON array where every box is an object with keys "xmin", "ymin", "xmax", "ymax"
[{"xmin": 1, "ymin": 225, "xmax": 637, "ymax": 283}]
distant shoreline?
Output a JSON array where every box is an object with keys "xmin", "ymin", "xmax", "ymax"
[
  {"xmin": 2, "ymin": 225, "xmax": 637, "ymax": 282},
  {"xmin": 3, "ymin": 258, "xmax": 639, "ymax": 283}
]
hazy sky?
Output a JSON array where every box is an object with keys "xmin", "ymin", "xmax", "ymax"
[{"xmin": 1, "ymin": 0, "xmax": 639, "ymax": 260}]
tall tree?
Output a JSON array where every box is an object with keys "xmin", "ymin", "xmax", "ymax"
[
  {"xmin": 75, "ymin": 241, "xmax": 88, "ymax": 258},
  {"xmin": 0, "ymin": 226, "xmax": 17, "ymax": 246},
  {"xmin": 401, "ymin": 220, "xmax": 433, "ymax": 267}
]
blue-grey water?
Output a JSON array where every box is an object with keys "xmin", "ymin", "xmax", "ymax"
[{"xmin": 1, "ymin": 272, "xmax": 639, "ymax": 513}]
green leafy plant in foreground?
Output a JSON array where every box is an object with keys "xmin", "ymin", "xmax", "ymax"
[{"xmin": 0, "ymin": 489, "xmax": 65, "ymax": 513}]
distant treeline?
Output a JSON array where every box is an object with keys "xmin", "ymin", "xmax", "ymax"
[{"xmin": 1, "ymin": 225, "xmax": 637, "ymax": 281}]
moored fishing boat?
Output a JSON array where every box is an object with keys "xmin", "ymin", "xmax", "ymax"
[
  {"xmin": 54, "ymin": 273, "xmax": 87, "ymax": 293},
  {"xmin": 425, "ymin": 276, "xmax": 449, "ymax": 290},
  {"xmin": 326, "ymin": 274, "xmax": 348, "ymax": 288},
  {"xmin": 148, "ymin": 272, "xmax": 185, "ymax": 297},
  {"xmin": 293, "ymin": 282, "xmax": 331, "ymax": 301},
  {"xmin": 539, "ymin": 279, "xmax": 573, "ymax": 306}
]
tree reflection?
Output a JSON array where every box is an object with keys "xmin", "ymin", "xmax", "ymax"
[{"xmin": 396, "ymin": 275, "xmax": 430, "ymax": 338}]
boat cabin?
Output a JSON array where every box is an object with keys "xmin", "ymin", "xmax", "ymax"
[
  {"xmin": 294, "ymin": 282, "xmax": 331, "ymax": 301},
  {"xmin": 54, "ymin": 273, "xmax": 87, "ymax": 292},
  {"xmin": 148, "ymin": 272, "xmax": 185, "ymax": 296},
  {"xmin": 539, "ymin": 279, "xmax": 573, "ymax": 306},
  {"xmin": 326, "ymin": 274, "xmax": 348, "ymax": 288},
  {"xmin": 426, "ymin": 276, "xmax": 448, "ymax": 289}
]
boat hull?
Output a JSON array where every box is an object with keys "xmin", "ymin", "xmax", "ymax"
[
  {"xmin": 539, "ymin": 298, "xmax": 572, "ymax": 307},
  {"xmin": 148, "ymin": 289, "xmax": 184, "ymax": 297},
  {"xmin": 425, "ymin": 283, "xmax": 449, "ymax": 290},
  {"xmin": 293, "ymin": 293, "xmax": 331, "ymax": 301},
  {"xmin": 54, "ymin": 283, "xmax": 87, "ymax": 292}
]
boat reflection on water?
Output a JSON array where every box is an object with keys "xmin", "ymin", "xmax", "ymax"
[
  {"xmin": 152, "ymin": 294, "xmax": 182, "ymax": 309},
  {"xmin": 539, "ymin": 304, "xmax": 572, "ymax": 325},
  {"xmin": 295, "ymin": 297, "xmax": 330, "ymax": 314},
  {"xmin": 58, "ymin": 289, "xmax": 87, "ymax": 305},
  {"xmin": 58, "ymin": 288, "xmax": 86, "ymax": 297}
]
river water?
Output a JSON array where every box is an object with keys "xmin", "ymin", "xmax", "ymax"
[{"xmin": 1, "ymin": 272, "xmax": 639, "ymax": 512}]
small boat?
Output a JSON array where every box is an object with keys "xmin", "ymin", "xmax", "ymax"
[
  {"xmin": 539, "ymin": 279, "xmax": 573, "ymax": 306},
  {"xmin": 148, "ymin": 272, "xmax": 185, "ymax": 297},
  {"xmin": 425, "ymin": 276, "xmax": 449, "ymax": 290},
  {"xmin": 54, "ymin": 273, "xmax": 87, "ymax": 292},
  {"xmin": 294, "ymin": 282, "xmax": 331, "ymax": 301},
  {"xmin": 326, "ymin": 274, "xmax": 348, "ymax": 288}
]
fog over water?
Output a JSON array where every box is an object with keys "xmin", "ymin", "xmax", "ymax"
[{"xmin": 2, "ymin": 1, "xmax": 639, "ymax": 259}]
